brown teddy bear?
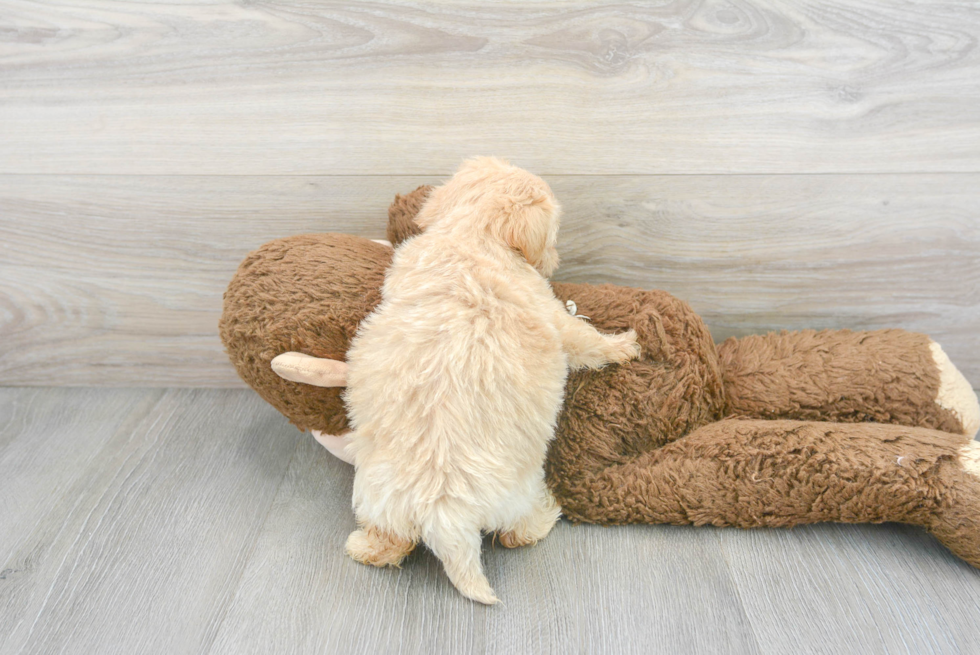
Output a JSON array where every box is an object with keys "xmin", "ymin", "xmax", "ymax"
[{"xmin": 219, "ymin": 185, "xmax": 980, "ymax": 570}]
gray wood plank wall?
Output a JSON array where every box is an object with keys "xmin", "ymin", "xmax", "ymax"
[{"xmin": 1, "ymin": 0, "xmax": 978, "ymax": 387}]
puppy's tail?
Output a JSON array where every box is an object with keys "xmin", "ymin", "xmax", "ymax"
[{"xmin": 423, "ymin": 514, "xmax": 498, "ymax": 605}]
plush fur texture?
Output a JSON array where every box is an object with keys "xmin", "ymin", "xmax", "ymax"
[
  {"xmin": 342, "ymin": 158, "xmax": 638, "ymax": 603},
  {"xmin": 220, "ymin": 234, "xmax": 393, "ymax": 435},
  {"xmin": 718, "ymin": 329, "xmax": 965, "ymax": 433},
  {"xmin": 219, "ymin": 182, "xmax": 980, "ymax": 596}
]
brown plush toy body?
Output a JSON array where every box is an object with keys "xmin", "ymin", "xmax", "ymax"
[{"xmin": 220, "ymin": 186, "xmax": 980, "ymax": 569}]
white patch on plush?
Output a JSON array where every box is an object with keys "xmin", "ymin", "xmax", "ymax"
[
  {"xmin": 312, "ymin": 430, "xmax": 354, "ymax": 464},
  {"xmin": 961, "ymin": 441, "xmax": 980, "ymax": 479},
  {"xmin": 930, "ymin": 341, "xmax": 980, "ymax": 438}
]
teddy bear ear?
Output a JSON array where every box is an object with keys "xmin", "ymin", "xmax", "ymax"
[{"xmin": 386, "ymin": 185, "xmax": 432, "ymax": 246}]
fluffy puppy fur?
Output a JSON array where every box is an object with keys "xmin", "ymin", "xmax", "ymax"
[{"xmin": 342, "ymin": 157, "xmax": 640, "ymax": 604}]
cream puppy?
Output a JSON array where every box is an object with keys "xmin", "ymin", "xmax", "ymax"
[{"xmin": 343, "ymin": 157, "xmax": 640, "ymax": 604}]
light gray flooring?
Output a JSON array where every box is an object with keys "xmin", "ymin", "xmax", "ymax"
[{"xmin": 1, "ymin": 388, "xmax": 979, "ymax": 654}]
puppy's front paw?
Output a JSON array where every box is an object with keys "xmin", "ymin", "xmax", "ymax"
[{"xmin": 605, "ymin": 329, "xmax": 641, "ymax": 364}]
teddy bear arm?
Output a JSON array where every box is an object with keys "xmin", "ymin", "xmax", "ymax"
[
  {"xmin": 271, "ymin": 352, "xmax": 348, "ymax": 387},
  {"xmin": 718, "ymin": 329, "xmax": 979, "ymax": 437},
  {"xmin": 550, "ymin": 418, "xmax": 980, "ymax": 569}
]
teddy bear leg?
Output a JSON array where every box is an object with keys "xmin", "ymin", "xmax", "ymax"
[
  {"xmin": 718, "ymin": 329, "xmax": 978, "ymax": 437},
  {"xmin": 346, "ymin": 523, "xmax": 417, "ymax": 568},
  {"xmin": 550, "ymin": 418, "xmax": 980, "ymax": 569},
  {"xmin": 926, "ymin": 441, "xmax": 980, "ymax": 568},
  {"xmin": 495, "ymin": 475, "xmax": 562, "ymax": 549}
]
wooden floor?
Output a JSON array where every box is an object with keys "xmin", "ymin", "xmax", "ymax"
[{"xmin": 1, "ymin": 387, "xmax": 978, "ymax": 655}]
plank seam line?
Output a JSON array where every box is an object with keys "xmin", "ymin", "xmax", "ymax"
[
  {"xmin": 1, "ymin": 172, "xmax": 979, "ymax": 179},
  {"xmin": 199, "ymin": 435, "xmax": 304, "ymax": 655}
]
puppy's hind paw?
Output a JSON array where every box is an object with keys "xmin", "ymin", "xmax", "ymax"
[
  {"xmin": 497, "ymin": 493, "xmax": 560, "ymax": 548},
  {"xmin": 346, "ymin": 527, "xmax": 415, "ymax": 568},
  {"xmin": 498, "ymin": 530, "xmax": 538, "ymax": 549}
]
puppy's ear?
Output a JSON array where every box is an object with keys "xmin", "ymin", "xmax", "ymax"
[
  {"xmin": 490, "ymin": 193, "xmax": 559, "ymax": 269},
  {"xmin": 412, "ymin": 178, "xmax": 465, "ymax": 231},
  {"xmin": 413, "ymin": 191, "xmax": 444, "ymax": 231}
]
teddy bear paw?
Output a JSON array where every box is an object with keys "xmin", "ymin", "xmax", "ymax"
[{"xmin": 930, "ymin": 341, "xmax": 980, "ymax": 438}]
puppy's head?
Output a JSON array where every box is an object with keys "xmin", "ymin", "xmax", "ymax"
[{"xmin": 416, "ymin": 157, "xmax": 561, "ymax": 277}]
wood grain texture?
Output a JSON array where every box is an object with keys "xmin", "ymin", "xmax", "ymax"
[
  {"xmin": 1, "ymin": 174, "xmax": 977, "ymax": 387},
  {"xmin": 717, "ymin": 523, "xmax": 980, "ymax": 654},
  {"xmin": 0, "ymin": 388, "xmax": 167, "ymax": 655},
  {"xmin": 3, "ymin": 388, "xmax": 980, "ymax": 654},
  {"xmin": 0, "ymin": 388, "xmax": 162, "ymax": 563},
  {"xmin": 210, "ymin": 434, "xmax": 762, "ymax": 655},
  {"xmin": 0, "ymin": 388, "xmax": 301, "ymax": 655},
  {"xmin": 1, "ymin": 1, "xmax": 979, "ymax": 175}
]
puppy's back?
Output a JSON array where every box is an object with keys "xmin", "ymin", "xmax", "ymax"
[{"xmin": 346, "ymin": 234, "xmax": 567, "ymax": 477}]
